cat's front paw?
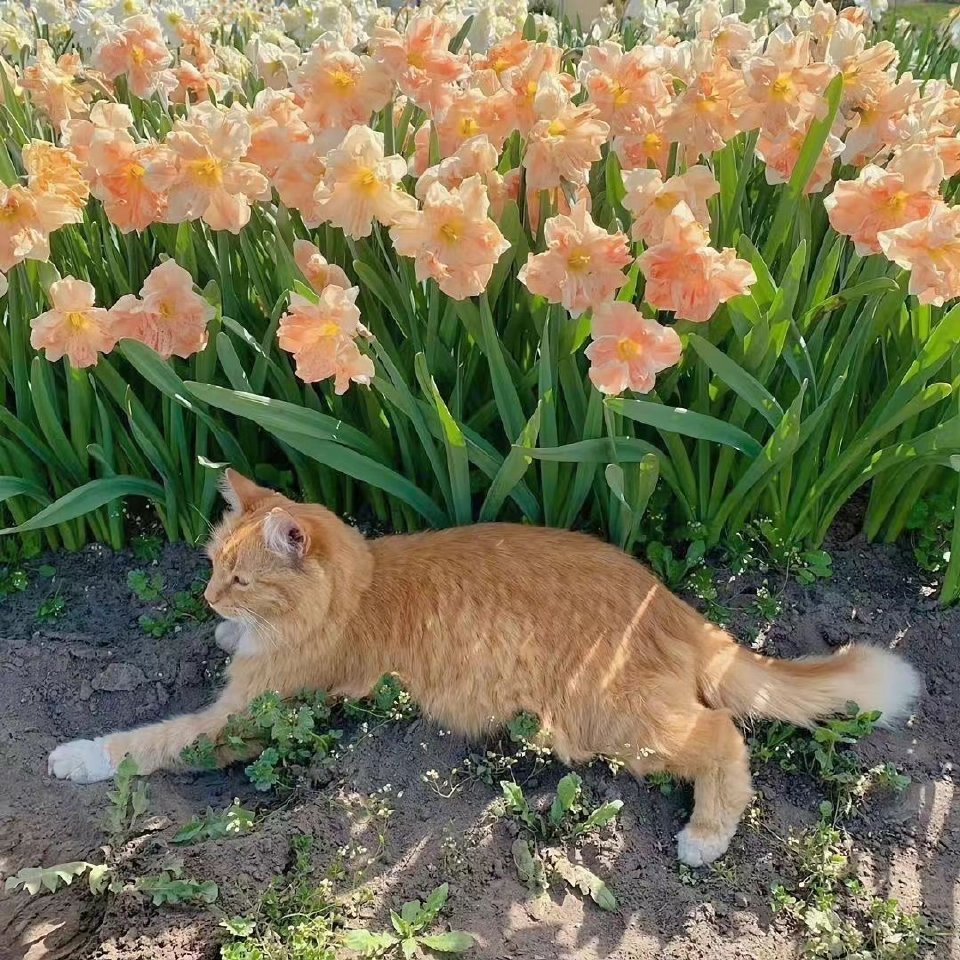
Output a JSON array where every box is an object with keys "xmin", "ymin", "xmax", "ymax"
[
  {"xmin": 676, "ymin": 824, "xmax": 733, "ymax": 867},
  {"xmin": 48, "ymin": 738, "xmax": 116, "ymax": 783}
]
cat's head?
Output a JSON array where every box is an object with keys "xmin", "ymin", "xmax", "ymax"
[{"xmin": 203, "ymin": 469, "xmax": 370, "ymax": 632}]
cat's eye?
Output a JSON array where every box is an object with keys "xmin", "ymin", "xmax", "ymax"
[{"xmin": 232, "ymin": 574, "xmax": 249, "ymax": 587}]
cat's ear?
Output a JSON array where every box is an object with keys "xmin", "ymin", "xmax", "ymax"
[
  {"xmin": 263, "ymin": 508, "xmax": 309, "ymax": 560},
  {"xmin": 220, "ymin": 468, "xmax": 270, "ymax": 513}
]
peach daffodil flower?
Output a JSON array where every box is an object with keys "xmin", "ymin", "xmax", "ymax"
[
  {"xmin": 291, "ymin": 39, "xmax": 393, "ymax": 132},
  {"xmin": 637, "ymin": 202, "xmax": 756, "ymax": 322},
  {"xmin": 110, "ymin": 259, "xmax": 214, "ymax": 359},
  {"xmin": 278, "ymin": 288, "xmax": 374, "ymax": 394},
  {"xmin": 824, "ymin": 145, "xmax": 944, "ymax": 255},
  {"xmin": 94, "ymin": 14, "xmax": 177, "ymax": 100},
  {"xmin": 161, "ymin": 102, "xmax": 270, "ymax": 233},
  {"xmin": 524, "ymin": 74, "xmax": 610, "ymax": 192},
  {"xmin": 390, "ymin": 175, "xmax": 510, "ymax": 300},
  {"xmin": 585, "ymin": 301, "xmax": 682, "ymax": 396},
  {"xmin": 373, "ymin": 16, "xmax": 468, "ymax": 117},
  {"xmin": 293, "ymin": 239, "xmax": 350, "ymax": 293},
  {"xmin": 313, "ymin": 125, "xmax": 416, "ymax": 239},
  {"xmin": 878, "ymin": 203, "xmax": 960, "ymax": 306},
  {"xmin": 30, "ymin": 277, "xmax": 116, "ymax": 369},
  {"xmin": 622, "ymin": 164, "xmax": 719, "ymax": 244},
  {"xmin": 518, "ymin": 201, "xmax": 632, "ymax": 317},
  {"xmin": 0, "ymin": 183, "xmax": 83, "ymax": 271}
]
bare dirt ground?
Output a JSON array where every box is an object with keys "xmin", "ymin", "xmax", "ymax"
[{"xmin": 1, "ymin": 527, "xmax": 958, "ymax": 960}]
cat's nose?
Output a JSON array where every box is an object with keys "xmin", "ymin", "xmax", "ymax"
[{"xmin": 203, "ymin": 583, "xmax": 219, "ymax": 606}]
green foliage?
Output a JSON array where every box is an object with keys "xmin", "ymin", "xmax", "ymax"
[
  {"xmin": 4, "ymin": 861, "xmax": 113, "ymax": 897},
  {"xmin": 181, "ymin": 691, "xmax": 342, "ymax": 792},
  {"xmin": 343, "ymin": 884, "xmax": 476, "ymax": 957},
  {"xmin": 0, "ymin": 565, "xmax": 28, "ymax": 600},
  {"xmin": 127, "ymin": 568, "xmax": 166, "ymax": 602},
  {"xmin": 139, "ymin": 578, "xmax": 211, "ymax": 637},
  {"xmin": 500, "ymin": 774, "xmax": 622, "ymax": 913},
  {"xmin": 172, "ymin": 800, "xmax": 256, "ymax": 845},
  {"xmin": 136, "ymin": 862, "xmax": 219, "ymax": 906},
  {"xmin": 905, "ymin": 492, "xmax": 954, "ymax": 574},
  {"xmin": 131, "ymin": 533, "xmax": 164, "ymax": 563},
  {"xmin": 770, "ymin": 804, "xmax": 932, "ymax": 960},
  {"xmin": 1, "ymin": 8, "xmax": 959, "ymax": 611},
  {"xmin": 35, "ymin": 591, "xmax": 66, "ymax": 622},
  {"xmin": 106, "ymin": 756, "xmax": 150, "ymax": 840},
  {"xmin": 342, "ymin": 674, "xmax": 417, "ymax": 723}
]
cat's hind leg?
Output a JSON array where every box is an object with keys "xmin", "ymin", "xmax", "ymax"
[{"xmin": 624, "ymin": 704, "xmax": 753, "ymax": 867}]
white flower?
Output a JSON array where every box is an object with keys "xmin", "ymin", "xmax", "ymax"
[{"xmin": 855, "ymin": 0, "xmax": 888, "ymax": 21}]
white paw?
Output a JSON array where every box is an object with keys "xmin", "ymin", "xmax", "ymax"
[
  {"xmin": 48, "ymin": 738, "xmax": 116, "ymax": 784},
  {"xmin": 676, "ymin": 824, "xmax": 733, "ymax": 867},
  {"xmin": 214, "ymin": 619, "xmax": 242, "ymax": 653}
]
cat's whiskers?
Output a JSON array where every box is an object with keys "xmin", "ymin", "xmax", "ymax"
[{"xmin": 234, "ymin": 606, "xmax": 282, "ymax": 650}]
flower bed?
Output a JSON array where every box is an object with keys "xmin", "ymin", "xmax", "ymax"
[{"xmin": 1, "ymin": 0, "xmax": 959, "ymax": 596}]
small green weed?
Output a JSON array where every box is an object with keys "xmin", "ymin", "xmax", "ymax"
[
  {"xmin": 423, "ymin": 712, "xmax": 550, "ymax": 799},
  {"xmin": 36, "ymin": 592, "xmax": 66, "ymax": 623},
  {"xmin": 906, "ymin": 493, "xmax": 954, "ymax": 575},
  {"xmin": 647, "ymin": 539, "xmax": 706, "ymax": 588},
  {"xmin": 127, "ymin": 568, "xmax": 166, "ymax": 602},
  {"xmin": 106, "ymin": 755, "xmax": 150, "ymax": 840},
  {"xmin": 342, "ymin": 674, "xmax": 417, "ymax": 724},
  {"xmin": 0, "ymin": 565, "xmax": 28, "ymax": 601},
  {"xmin": 172, "ymin": 800, "xmax": 255, "ymax": 845},
  {"xmin": 501, "ymin": 773, "xmax": 621, "ymax": 912},
  {"xmin": 770, "ymin": 802, "xmax": 932, "ymax": 959},
  {"xmin": 342, "ymin": 883, "xmax": 475, "ymax": 957},
  {"xmin": 181, "ymin": 690, "xmax": 342, "ymax": 792},
  {"xmin": 7, "ymin": 760, "xmax": 217, "ymax": 910},
  {"xmin": 136, "ymin": 862, "xmax": 219, "ymax": 906},
  {"xmin": 139, "ymin": 578, "xmax": 211, "ymax": 638},
  {"xmin": 646, "ymin": 771, "xmax": 676, "ymax": 795},
  {"xmin": 749, "ymin": 704, "xmax": 907, "ymax": 815},
  {"xmin": 220, "ymin": 835, "xmax": 342, "ymax": 960},
  {"xmin": 131, "ymin": 533, "xmax": 163, "ymax": 564}
]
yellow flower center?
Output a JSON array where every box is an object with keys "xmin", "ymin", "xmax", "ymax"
[
  {"xmin": 131, "ymin": 45, "xmax": 146, "ymax": 67},
  {"xmin": 695, "ymin": 93, "xmax": 719, "ymax": 114},
  {"xmin": 492, "ymin": 57, "xmax": 509, "ymax": 75},
  {"xmin": 319, "ymin": 321, "xmax": 341, "ymax": 338},
  {"xmin": 331, "ymin": 68, "xmax": 356, "ymax": 90},
  {"xmin": 460, "ymin": 117, "xmax": 481, "ymax": 137},
  {"xmin": 66, "ymin": 311, "xmax": 89, "ymax": 332},
  {"xmin": 190, "ymin": 157, "xmax": 223, "ymax": 187},
  {"xmin": 355, "ymin": 167, "xmax": 380, "ymax": 193},
  {"xmin": 643, "ymin": 132, "xmax": 662, "ymax": 151},
  {"xmin": 887, "ymin": 190, "xmax": 910, "ymax": 213},
  {"xmin": 0, "ymin": 196, "xmax": 21, "ymax": 220},
  {"xmin": 771, "ymin": 75, "xmax": 794, "ymax": 100},
  {"xmin": 612, "ymin": 82, "xmax": 630, "ymax": 107},
  {"xmin": 439, "ymin": 220, "xmax": 462, "ymax": 243},
  {"xmin": 126, "ymin": 161, "xmax": 145, "ymax": 180},
  {"xmin": 407, "ymin": 51, "xmax": 426, "ymax": 69},
  {"xmin": 617, "ymin": 338, "xmax": 641, "ymax": 360},
  {"xmin": 547, "ymin": 119, "xmax": 567, "ymax": 137},
  {"xmin": 655, "ymin": 190, "xmax": 679, "ymax": 210},
  {"xmin": 526, "ymin": 80, "xmax": 538, "ymax": 98},
  {"xmin": 158, "ymin": 301, "xmax": 173, "ymax": 319},
  {"xmin": 567, "ymin": 249, "xmax": 591, "ymax": 271}
]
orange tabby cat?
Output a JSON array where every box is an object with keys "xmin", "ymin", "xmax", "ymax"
[{"xmin": 49, "ymin": 470, "xmax": 920, "ymax": 865}]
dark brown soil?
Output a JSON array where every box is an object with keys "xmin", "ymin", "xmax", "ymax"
[{"xmin": 1, "ymin": 531, "xmax": 958, "ymax": 960}]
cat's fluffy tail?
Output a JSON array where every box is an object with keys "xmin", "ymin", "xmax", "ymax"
[{"xmin": 699, "ymin": 636, "xmax": 921, "ymax": 728}]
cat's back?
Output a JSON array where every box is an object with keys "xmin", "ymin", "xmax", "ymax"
[{"xmin": 370, "ymin": 522, "xmax": 660, "ymax": 606}]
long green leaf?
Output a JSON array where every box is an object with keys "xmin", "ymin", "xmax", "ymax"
[
  {"xmin": 606, "ymin": 398, "xmax": 763, "ymax": 458},
  {"xmin": 1, "ymin": 477, "xmax": 165, "ymax": 534},
  {"xmin": 688, "ymin": 334, "xmax": 783, "ymax": 427}
]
